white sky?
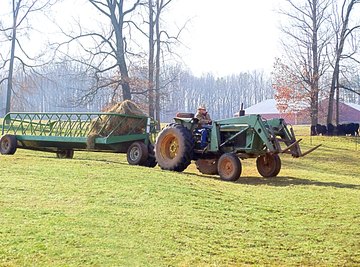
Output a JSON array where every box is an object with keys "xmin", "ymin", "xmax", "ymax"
[
  {"xmin": 167, "ymin": 0, "xmax": 282, "ymax": 76},
  {"xmin": 0, "ymin": 0, "xmax": 282, "ymax": 77}
]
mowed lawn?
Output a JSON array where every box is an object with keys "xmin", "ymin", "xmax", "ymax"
[{"xmin": 0, "ymin": 127, "xmax": 359, "ymax": 266}]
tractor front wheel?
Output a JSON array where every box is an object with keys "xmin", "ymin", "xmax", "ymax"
[
  {"xmin": 196, "ymin": 158, "xmax": 218, "ymax": 175},
  {"xmin": 256, "ymin": 153, "xmax": 281, "ymax": 177},
  {"xmin": 127, "ymin": 141, "xmax": 149, "ymax": 165},
  {"xmin": 56, "ymin": 149, "xmax": 74, "ymax": 159},
  {"xmin": 155, "ymin": 124, "xmax": 194, "ymax": 172},
  {"xmin": 217, "ymin": 153, "xmax": 242, "ymax": 182},
  {"xmin": 0, "ymin": 134, "xmax": 17, "ymax": 155}
]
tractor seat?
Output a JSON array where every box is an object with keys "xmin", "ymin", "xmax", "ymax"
[{"xmin": 175, "ymin": 112, "xmax": 194, "ymax": 119}]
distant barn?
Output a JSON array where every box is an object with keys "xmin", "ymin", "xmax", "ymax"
[
  {"xmin": 244, "ymin": 99, "xmax": 360, "ymax": 125},
  {"xmin": 244, "ymin": 99, "xmax": 298, "ymax": 124}
]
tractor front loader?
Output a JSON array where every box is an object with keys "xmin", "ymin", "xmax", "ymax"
[{"xmin": 154, "ymin": 114, "xmax": 320, "ymax": 181}]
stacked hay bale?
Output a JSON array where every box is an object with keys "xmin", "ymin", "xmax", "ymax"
[{"xmin": 87, "ymin": 100, "xmax": 146, "ymax": 149}]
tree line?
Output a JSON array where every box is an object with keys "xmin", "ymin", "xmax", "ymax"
[{"xmin": 0, "ymin": 62, "xmax": 274, "ymax": 122}]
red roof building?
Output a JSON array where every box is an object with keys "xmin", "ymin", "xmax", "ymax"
[{"xmin": 245, "ymin": 99, "xmax": 360, "ymax": 125}]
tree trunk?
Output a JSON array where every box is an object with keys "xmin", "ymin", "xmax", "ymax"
[
  {"xmin": 310, "ymin": 86, "xmax": 319, "ymax": 126},
  {"xmin": 148, "ymin": 0, "xmax": 155, "ymax": 117},
  {"xmin": 327, "ymin": 63, "xmax": 339, "ymax": 124},
  {"xmin": 154, "ymin": 0, "xmax": 161, "ymax": 130},
  {"xmin": 6, "ymin": 28, "xmax": 16, "ymax": 115},
  {"xmin": 116, "ymin": 38, "xmax": 132, "ymax": 100},
  {"xmin": 110, "ymin": 1, "xmax": 132, "ymax": 100},
  {"xmin": 5, "ymin": 1, "xmax": 19, "ymax": 115},
  {"xmin": 336, "ymin": 75, "xmax": 340, "ymax": 125},
  {"xmin": 311, "ymin": 0, "xmax": 319, "ymax": 126}
]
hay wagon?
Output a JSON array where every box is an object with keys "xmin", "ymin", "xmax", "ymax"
[{"xmin": 0, "ymin": 112, "xmax": 156, "ymax": 167}]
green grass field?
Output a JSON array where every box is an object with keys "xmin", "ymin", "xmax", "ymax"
[{"xmin": 0, "ymin": 127, "xmax": 359, "ymax": 266}]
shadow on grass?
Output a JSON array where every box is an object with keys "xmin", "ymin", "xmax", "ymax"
[
  {"xmin": 37, "ymin": 154, "xmax": 128, "ymax": 166},
  {"xmin": 190, "ymin": 173, "xmax": 360, "ymax": 189},
  {"xmin": 34, "ymin": 154, "xmax": 360, "ymax": 190},
  {"xmin": 234, "ymin": 176, "xmax": 360, "ymax": 189}
]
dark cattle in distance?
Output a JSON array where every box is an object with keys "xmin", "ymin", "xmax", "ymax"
[
  {"xmin": 327, "ymin": 123, "xmax": 335, "ymax": 136},
  {"xmin": 336, "ymin": 124, "xmax": 346, "ymax": 136},
  {"xmin": 344, "ymin": 123, "xmax": 359, "ymax": 136},
  {"xmin": 316, "ymin": 124, "xmax": 327, "ymax": 136},
  {"xmin": 355, "ymin": 123, "xmax": 360, "ymax": 136},
  {"xmin": 310, "ymin": 123, "xmax": 359, "ymax": 136},
  {"xmin": 335, "ymin": 123, "xmax": 359, "ymax": 136}
]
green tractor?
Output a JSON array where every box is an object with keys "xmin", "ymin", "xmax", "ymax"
[{"xmin": 154, "ymin": 113, "xmax": 320, "ymax": 181}]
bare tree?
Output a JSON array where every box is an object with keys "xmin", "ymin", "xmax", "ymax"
[
  {"xmin": 278, "ymin": 0, "xmax": 332, "ymax": 127},
  {"xmin": 0, "ymin": 0, "xmax": 56, "ymax": 115},
  {"xmin": 326, "ymin": 0, "xmax": 360, "ymax": 124},
  {"xmin": 146, "ymin": 0, "xmax": 185, "ymax": 126},
  {"xmin": 155, "ymin": 0, "xmax": 187, "ymax": 127},
  {"xmin": 58, "ymin": 0, "xmax": 144, "ymax": 103}
]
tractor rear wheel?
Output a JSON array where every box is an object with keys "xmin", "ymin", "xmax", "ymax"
[
  {"xmin": 217, "ymin": 153, "xmax": 242, "ymax": 181},
  {"xmin": 0, "ymin": 134, "xmax": 17, "ymax": 155},
  {"xmin": 127, "ymin": 141, "xmax": 148, "ymax": 165},
  {"xmin": 256, "ymin": 153, "xmax": 281, "ymax": 177},
  {"xmin": 195, "ymin": 158, "xmax": 218, "ymax": 175},
  {"xmin": 155, "ymin": 124, "xmax": 194, "ymax": 172},
  {"xmin": 56, "ymin": 149, "xmax": 74, "ymax": 159}
]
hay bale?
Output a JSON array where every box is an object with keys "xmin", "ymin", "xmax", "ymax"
[{"xmin": 87, "ymin": 100, "xmax": 146, "ymax": 149}]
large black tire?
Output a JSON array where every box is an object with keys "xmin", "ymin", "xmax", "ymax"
[
  {"xmin": 140, "ymin": 144, "xmax": 157, "ymax": 168},
  {"xmin": 217, "ymin": 153, "xmax": 242, "ymax": 182},
  {"xmin": 256, "ymin": 153, "xmax": 281, "ymax": 177},
  {"xmin": 155, "ymin": 124, "xmax": 194, "ymax": 172},
  {"xmin": 0, "ymin": 134, "xmax": 17, "ymax": 155},
  {"xmin": 56, "ymin": 149, "xmax": 74, "ymax": 159},
  {"xmin": 127, "ymin": 141, "xmax": 149, "ymax": 165},
  {"xmin": 195, "ymin": 158, "xmax": 218, "ymax": 175}
]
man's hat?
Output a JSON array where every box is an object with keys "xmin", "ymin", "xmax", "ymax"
[{"xmin": 198, "ymin": 104, "xmax": 206, "ymax": 110}]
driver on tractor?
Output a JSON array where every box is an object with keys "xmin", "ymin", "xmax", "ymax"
[{"xmin": 195, "ymin": 105, "xmax": 212, "ymax": 148}]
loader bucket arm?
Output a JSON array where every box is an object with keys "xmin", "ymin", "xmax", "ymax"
[
  {"xmin": 267, "ymin": 118, "xmax": 321, "ymax": 157},
  {"xmin": 213, "ymin": 115, "xmax": 282, "ymax": 154}
]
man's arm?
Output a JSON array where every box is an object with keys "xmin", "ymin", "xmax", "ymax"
[
  {"xmin": 196, "ymin": 112, "xmax": 211, "ymax": 125},
  {"xmin": 205, "ymin": 113, "xmax": 211, "ymax": 122}
]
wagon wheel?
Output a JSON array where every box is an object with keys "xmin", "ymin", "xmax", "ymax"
[
  {"xmin": 256, "ymin": 153, "xmax": 281, "ymax": 178},
  {"xmin": 140, "ymin": 144, "xmax": 157, "ymax": 168},
  {"xmin": 56, "ymin": 149, "xmax": 74, "ymax": 159},
  {"xmin": 195, "ymin": 158, "xmax": 218, "ymax": 175},
  {"xmin": 217, "ymin": 153, "xmax": 242, "ymax": 182},
  {"xmin": 127, "ymin": 141, "xmax": 148, "ymax": 165},
  {"xmin": 0, "ymin": 134, "xmax": 17, "ymax": 155}
]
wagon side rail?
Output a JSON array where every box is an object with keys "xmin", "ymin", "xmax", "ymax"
[{"xmin": 1, "ymin": 112, "xmax": 152, "ymax": 143}]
